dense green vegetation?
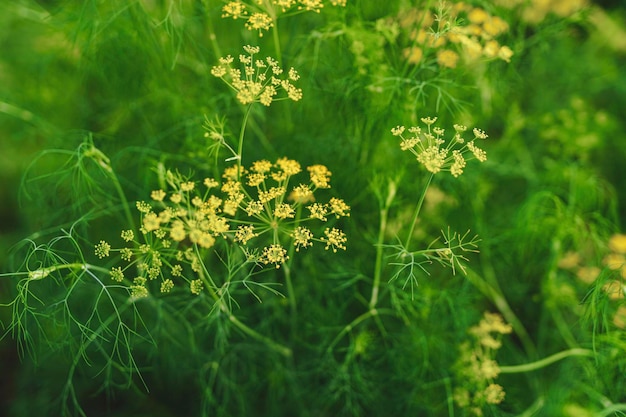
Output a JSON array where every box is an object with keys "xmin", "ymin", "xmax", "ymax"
[{"xmin": 1, "ymin": 1, "xmax": 625, "ymax": 416}]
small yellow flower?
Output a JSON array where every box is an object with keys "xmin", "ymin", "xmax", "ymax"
[
  {"xmin": 391, "ymin": 126, "xmax": 405, "ymax": 136},
  {"xmin": 160, "ymin": 279, "xmax": 174, "ymax": 293},
  {"xmin": 190, "ymin": 279, "xmax": 204, "ymax": 295},
  {"xmin": 245, "ymin": 12, "xmax": 274, "ymax": 37},
  {"xmin": 321, "ymin": 228, "xmax": 347, "ymax": 252},
  {"xmin": 181, "ymin": 181, "xmax": 195, "ymax": 192},
  {"xmin": 403, "ymin": 46, "xmax": 423, "ymax": 65},
  {"xmin": 136, "ymin": 201, "xmax": 152, "ymax": 213},
  {"xmin": 222, "ymin": 1, "xmax": 247, "ymax": 19},
  {"xmin": 276, "ymin": 157, "xmax": 302, "ymax": 176},
  {"xmin": 290, "ymin": 184, "xmax": 314, "ymax": 204},
  {"xmin": 251, "ymin": 160, "xmax": 273, "ymax": 173},
  {"xmin": 171, "ymin": 264, "xmax": 183, "ymax": 277},
  {"xmin": 308, "ymin": 164, "xmax": 332, "ymax": 188},
  {"xmin": 170, "ymin": 224, "xmax": 186, "ymax": 242},
  {"xmin": 498, "ymin": 45, "xmax": 514, "ymax": 62},
  {"xmin": 262, "ymin": 244, "xmax": 289, "ymax": 268},
  {"xmin": 329, "ymin": 197, "xmax": 350, "ymax": 218},
  {"xmin": 235, "ymin": 225, "xmax": 257, "ymax": 244},
  {"xmin": 468, "ymin": 8, "xmax": 489, "ymax": 24},
  {"xmin": 308, "ymin": 203, "xmax": 328, "ymax": 221},
  {"xmin": 110, "ymin": 266, "xmax": 124, "ymax": 282},
  {"xmin": 292, "ymin": 226, "xmax": 314, "ymax": 251},
  {"xmin": 204, "ymin": 178, "xmax": 219, "ymax": 188},
  {"xmin": 95, "ymin": 240, "xmax": 111, "ymax": 258},
  {"xmin": 121, "ymin": 248, "xmax": 133, "ymax": 261},
  {"xmin": 298, "ymin": 0, "xmax": 324, "ymax": 12},
  {"xmin": 121, "ymin": 229, "xmax": 134, "ymax": 242},
  {"xmin": 603, "ymin": 253, "xmax": 625, "ymax": 270},
  {"xmin": 437, "ymin": 49, "xmax": 459, "ymax": 68},
  {"xmin": 467, "ymin": 141, "xmax": 487, "ymax": 162},
  {"xmin": 484, "ymin": 383, "xmax": 506, "ymax": 404},
  {"xmin": 245, "ymin": 200, "xmax": 264, "ymax": 216},
  {"xmin": 609, "ymin": 234, "xmax": 626, "ymax": 254},
  {"xmin": 143, "ymin": 212, "xmax": 161, "ymax": 232},
  {"xmin": 274, "ymin": 203, "xmax": 295, "ymax": 219}
]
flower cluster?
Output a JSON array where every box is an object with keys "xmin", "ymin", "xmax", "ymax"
[
  {"xmin": 392, "ymin": 2, "xmax": 513, "ymax": 68},
  {"xmin": 558, "ymin": 233, "xmax": 626, "ymax": 327},
  {"xmin": 211, "ymin": 45, "xmax": 302, "ymax": 106},
  {"xmin": 221, "ymin": 0, "xmax": 348, "ymax": 37},
  {"xmin": 391, "ymin": 117, "xmax": 488, "ymax": 177},
  {"xmin": 493, "ymin": 0, "xmax": 587, "ymax": 24},
  {"xmin": 94, "ymin": 158, "xmax": 350, "ymax": 298},
  {"xmin": 453, "ymin": 312, "xmax": 512, "ymax": 416}
]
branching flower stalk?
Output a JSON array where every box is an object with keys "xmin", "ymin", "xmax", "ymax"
[
  {"xmin": 210, "ymin": 45, "xmax": 303, "ymax": 171},
  {"xmin": 369, "ymin": 179, "xmax": 397, "ymax": 309}
]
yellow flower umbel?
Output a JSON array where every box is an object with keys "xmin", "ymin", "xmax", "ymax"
[
  {"xmin": 100, "ymin": 157, "xmax": 350, "ymax": 298},
  {"xmin": 221, "ymin": 0, "xmax": 348, "ymax": 37},
  {"xmin": 393, "ymin": 2, "xmax": 514, "ymax": 67},
  {"xmin": 211, "ymin": 45, "xmax": 302, "ymax": 106},
  {"xmin": 391, "ymin": 118, "xmax": 488, "ymax": 177},
  {"xmin": 453, "ymin": 312, "xmax": 512, "ymax": 415}
]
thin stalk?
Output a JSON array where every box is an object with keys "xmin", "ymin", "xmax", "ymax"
[
  {"xmin": 404, "ymin": 173, "xmax": 434, "ymax": 250},
  {"xmin": 369, "ymin": 204, "xmax": 390, "ymax": 309},
  {"xmin": 369, "ymin": 180, "xmax": 397, "ymax": 309},
  {"xmin": 236, "ymin": 104, "xmax": 254, "ymax": 179},
  {"xmin": 203, "ymin": 0, "xmax": 222, "ymax": 59},
  {"xmin": 499, "ymin": 348, "xmax": 593, "ymax": 373},
  {"xmin": 271, "ymin": 15, "xmax": 283, "ymax": 64},
  {"xmin": 325, "ymin": 308, "xmax": 396, "ymax": 354},
  {"xmin": 196, "ymin": 252, "xmax": 291, "ymax": 357},
  {"xmin": 465, "ymin": 266, "xmax": 536, "ymax": 357},
  {"xmin": 283, "ymin": 262, "xmax": 296, "ymax": 317},
  {"xmin": 228, "ymin": 314, "xmax": 292, "ymax": 357}
]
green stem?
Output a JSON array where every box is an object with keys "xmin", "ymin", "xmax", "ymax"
[
  {"xmin": 271, "ymin": 15, "xmax": 283, "ymax": 64},
  {"xmin": 499, "ymin": 348, "xmax": 593, "ymax": 374},
  {"xmin": 465, "ymin": 266, "xmax": 537, "ymax": 357},
  {"xmin": 196, "ymin": 254, "xmax": 292, "ymax": 357},
  {"xmin": 404, "ymin": 173, "xmax": 434, "ymax": 250},
  {"xmin": 283, "ymin": 262, "xmax": 296, "ymax": 317},
  {"xmin": 229, "ymin": 314, "xmax": 292, "ymax": 357},
  {"xmin": 236, "ymin": 105, "xmax": 254, "ymax": 179},
  {"xmin": 27, "ymin": 262, "xmax": 89, "ymax": 280},
  {"xmin": 203, "ymin": 0, "xmax": 222, "ymax": 59},
  {"xmin": 369, "ymin": 204, "xmax": 390, "ymax": 309},
  {"xmin": 326, "ymin": 308, "xmax": 396, "ymax": 354},
  {"xmin": 369, "ymin": 180, "xmax": 397, "ymax": 309},
  {"xmin": 596, "ymin": 404, "xmax": 626, "ymax": 417}
]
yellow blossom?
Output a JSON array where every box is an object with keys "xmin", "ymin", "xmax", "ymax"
[
  {"xmin": 262, "ymin": 244, "xmax": 288, "ymax": 268},
  {"xmin": 190, "ymin": 279, "xmax": 204, "ymax": 295},
  {"xmin": 245, "ymin": 12, "xmax": 274, "ymax": 37},
  {"xmin": 609, "ymin": 234, "xmax": 626, "ymax": 254},
  {"xmin": 292, "ymin": 226, "xmax": 314, "ymax": 251},
  {"xmin": 321, "ymin": 227, "xmax": 347, "ymax": 252},
  {"xmin": 308, "ymin": 164, "xmax": 332, "ymax": 188},
  {"xmin": 222, "ymin": 1, "xmax": 247, "ymax": 19},
  {"xmin": 437, "ymin": 49, "xmax": 460, "ymax": 68},
  {"xmin": 95, "ymin": 240, "xmax": 111, "ymax": 258}
]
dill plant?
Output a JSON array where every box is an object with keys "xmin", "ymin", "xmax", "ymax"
[{"xmin": 2, "ymin": 1, "xmax": 626, "ymax": 416}]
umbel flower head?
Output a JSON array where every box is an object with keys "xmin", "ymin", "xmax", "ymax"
[
  {"xmin": 96, "ymin": 157, "xmax": 350, "ymax": 297},
  {"xmin": 221, "ymin": 0, "xmax": 348, "ymax": 37},
  {"xmin": 391, "ymin": 117, "xmax": 488, "ymax": 177},
  {"xmin": 393, "ymin": 3, "xmax": 514, "ymax": 68},
  {"xmin": 211, "ymin": 45, "xmax": 302, "ymax": 106},
  {"xmin": 453, "ymin": 312, "xmax": 512, "ymax": 415}
]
